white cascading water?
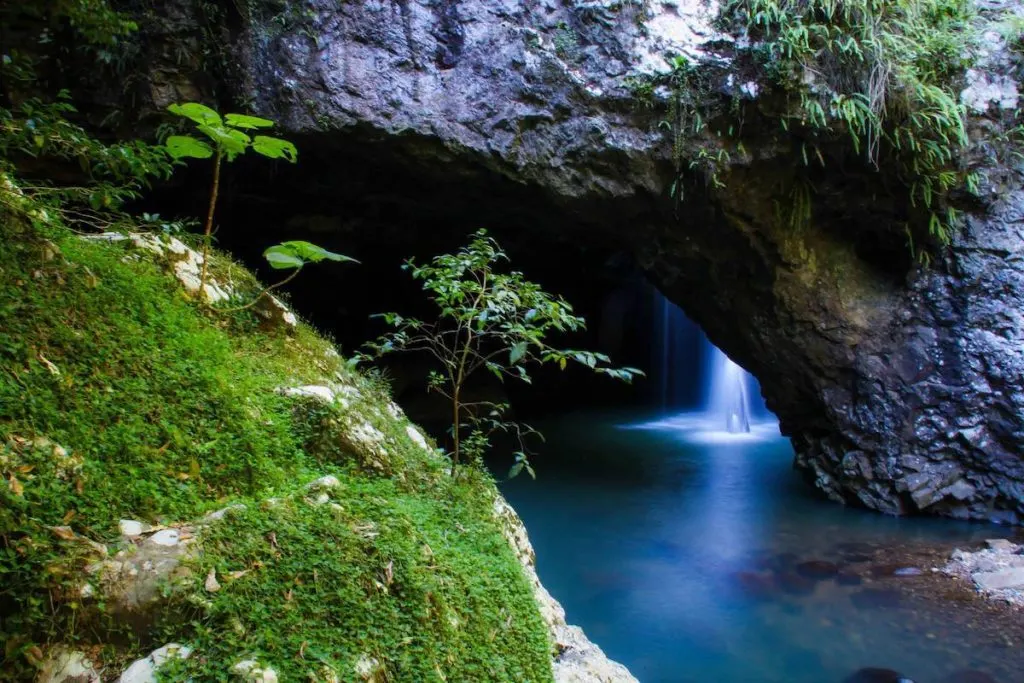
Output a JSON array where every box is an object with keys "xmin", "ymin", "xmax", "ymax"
[
  {"xmin": 642, "ymin": 289, "xmax": 766, "ymax": 438},
  {"xmin": 705, "ymin": 346, "xmax": 752, "ymax": 434}
]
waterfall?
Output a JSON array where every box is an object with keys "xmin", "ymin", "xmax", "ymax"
[
  {"xmin": 651, "ymin": 288, "xmax": 762, "ymax": 434},
  {"xmin": 706, "ymin": 346, "xmax": 752, "ymax": 434}
]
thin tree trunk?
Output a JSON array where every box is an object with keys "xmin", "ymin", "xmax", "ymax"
[
  {"xmin": 451, "ymin": 384, "xmax": 460, "ymax": 477},
  {"xmin": 199, "ymin": 151, "xmax": 223, "ymax": 300}
]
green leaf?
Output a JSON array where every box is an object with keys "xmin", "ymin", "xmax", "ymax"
[
  {"xmin": 278, "ymin": 240, "xmax": 358, "ymax": 264},
  {"xmin": 168, "ymin": 102, "xmax": 222, "ymax": 126},
  {"xmin": 263, "ymin": 246, "xmax": 306, "ymax": 270},
  {"xmin": 263, "ymin": 241, "xmax": 358, "ymax": 270},
  {"xmin": 198, "ymin": 125, "xmax": 250, "ymax": 161},
  {"xmin": 509, "ymin": 342, "xmax": 527, "ymax": 365},
  {"xmin": 508, "ymin": 462, "xmax": 524, "ymax": 479},
  {"xmin": 252, "ymin": 135, "xmax": 298, "ymax": 162},
  {"xmin": 225, "ymin": 113, "xmax": 275, "ymax": 130},
  {"xmin": 164, "ymin": 135, "xmax": 214, "ymax": 160}
]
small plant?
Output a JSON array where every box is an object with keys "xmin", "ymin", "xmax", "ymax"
[
  {"xmin": 222, "ymin": 240, "xmax": 358, "ymax": 312},
  {"xmin": 722, "ymin": 0, "xmax": 975, "ymax": 252},
  {"xmin": 164, "ymin": 102, "xmax": 298, "ymax": 299},
  {"xmin": 363, "ymin": 230, "xmax": 642, "ymax": 477}
]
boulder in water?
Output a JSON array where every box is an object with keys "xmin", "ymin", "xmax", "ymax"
[
  {"xmin": 796, "ymin": 560, "xmax": 840, "ymax": 580},
  {"xmin": 843, "ymin": 668, "xmax": 916, "ymax": 683}
]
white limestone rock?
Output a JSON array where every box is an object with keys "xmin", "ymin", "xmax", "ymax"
[
  {"xmin": 232, "ymin": 659, "xmax": 279, "ymax": 682},
  {"xmin": 146, "ymin": 528, "xmax": 181, "ymax": 547},
  {"xmin": 119, "ymin": 643, "xmax": 192, "ymax": 683},
  {"xmin": 37, "ymin": 648, "xmax": 100, "ymax": 683},
  {"xmin": 119, "ymin": 519, "xmax": 146, "ymax": 538},
  {"xmin": 405, "ymin": 424, "xmax": 431, "ymax": 452}
]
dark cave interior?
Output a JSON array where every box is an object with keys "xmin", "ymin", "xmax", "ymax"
[{"xmin": 143, "ymin": 130, "xmax": 680, "ymax": 429}]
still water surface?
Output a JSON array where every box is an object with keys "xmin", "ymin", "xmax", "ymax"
[{"xmin": 498, "ymin": 410, "xmax": 1021, "ymax": 683}]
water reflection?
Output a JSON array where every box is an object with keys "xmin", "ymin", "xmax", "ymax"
[{"xmin": 498, "ymin": 409, "xmax": 1021, "ymax": 683}]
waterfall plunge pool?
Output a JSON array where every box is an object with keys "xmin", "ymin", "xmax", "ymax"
[{"xmin": 496, "ymin": 409, "xmax": 1022, "ymax": 683}]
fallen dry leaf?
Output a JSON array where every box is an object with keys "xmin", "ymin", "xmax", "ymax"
[
  {"xmin": 50, "ymin": 526, "xmax": 76, "ymax": 541},
  {"xmin": 7, "ymin": 474, "xmax": 23, "ymax": 497}
]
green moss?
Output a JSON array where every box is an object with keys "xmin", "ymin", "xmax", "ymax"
[{"xmin": 0, "ymin": 218, "xmax": 552, "ymax": 680}]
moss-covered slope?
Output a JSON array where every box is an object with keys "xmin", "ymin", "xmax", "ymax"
[{"xmin": 0, "ymin": 216, "xmax": 552, "ymax": 681}]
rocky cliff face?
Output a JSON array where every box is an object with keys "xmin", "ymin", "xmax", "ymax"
[{"xmin": 132, "ymin": 0, "xmax": 1024, "ymax": 523}]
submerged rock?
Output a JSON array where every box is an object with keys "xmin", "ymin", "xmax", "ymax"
[
  {"xmin": 795, "ymin": 560, "xmax": 840, "ymax": 580},
  {"xmin": 843, "ymin": 668, "xmax": 916, "ymax": 683}
]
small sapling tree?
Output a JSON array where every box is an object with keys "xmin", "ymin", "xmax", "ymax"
[
  {"xmin": 163, "ymin": 103, "xmax": 299, "ymax": 298},
  {"xmin": 163, "ymin": 103, "xmax": 355, "ymax": 305},
  {"xmin": 363, "ymin": 229, "xmax": 642, "ymax": 477}
]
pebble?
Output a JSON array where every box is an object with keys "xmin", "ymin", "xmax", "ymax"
[{"xmin": 893, "ymin": 567, "xmax": 924, "ymax": 577}]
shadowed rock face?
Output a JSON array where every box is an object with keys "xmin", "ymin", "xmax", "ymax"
[{"xmin": 136, "ymin": 0, "xmax": 1023, "ymax": 522}]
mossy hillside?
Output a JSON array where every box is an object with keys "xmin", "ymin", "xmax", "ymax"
[{"xmin": 0, "ymin": 219, "xmax": 553, "ymax": 681}]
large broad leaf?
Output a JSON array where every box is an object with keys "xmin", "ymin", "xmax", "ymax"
[
  {"xmin": 165, "ymin": 135, "xmax": 214, "ymax": 160},
  {"xmin": 252, "ymin": 135, "xmax": 298, "ymax": 162},
  {"xmin": 168, "ymin": 102, "xmax": 222, "ymax": 126},
  {"xmin": 263, "ymin": 241, "xmax": 358, "ymax": 270},
  {"xmin": 225, "ymin": 113, "xmax": 275, "ymax": 130},
  {"xmin": 277, "ymin": 240, "xmax": 358, "ymax": 264},
  {"xmin": 263, "ymin": 245, "xmax": 306, "ymax": 270},
  {"xmin": 197, "ymin": 125, "xmax": 250, "ymax": 161}
]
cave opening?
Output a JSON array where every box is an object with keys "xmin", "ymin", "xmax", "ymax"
[{"xmin": 145, "ymin": 130, "xmax": 720, "ymax": 433}]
